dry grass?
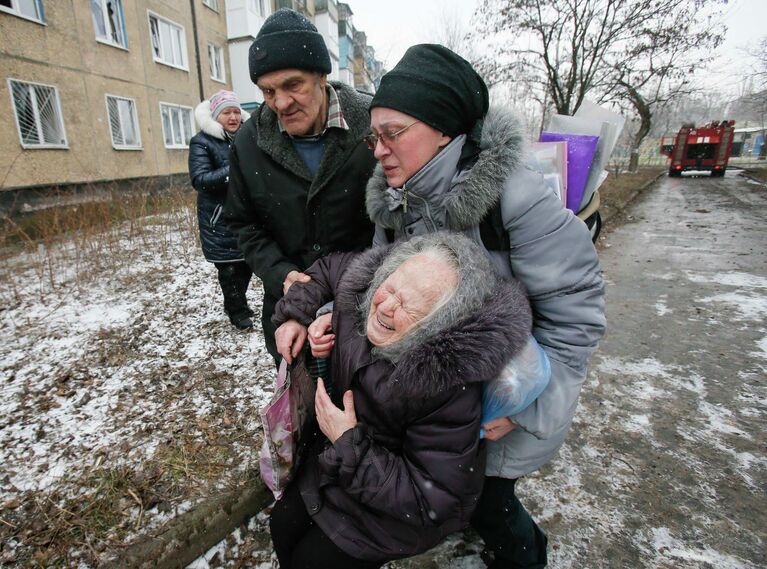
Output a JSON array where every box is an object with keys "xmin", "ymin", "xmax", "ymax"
[
  {"xmin": 598, "ymin": 164, "xmax": 666, "ymax": 224},
  {"xmin": 739, "ymin": 164, "xmax": 767, "ymax": 183},
  {"xmin": 0, "ymin": 185, "xmax": 198, "ymax": 306}
]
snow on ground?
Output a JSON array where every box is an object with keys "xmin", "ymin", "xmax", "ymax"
[
  {"xmin": 2, "ymin": 197, "xmax": 766, "ymax": 568},
  {"xmin": 184, "ymin": 258, "xmax": 767, "ymax": 568},
  {"xmin": 0, "ymin": 213, "xmax": 276, "ymax": 566}
]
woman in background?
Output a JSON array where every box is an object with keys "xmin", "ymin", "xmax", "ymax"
[{"xmin": 188, "ymin": 90, "xmax": 254, "ymax": 330}]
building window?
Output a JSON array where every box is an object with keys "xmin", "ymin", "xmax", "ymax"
[
  {"xmin": 148, "ymin": 12, "xmax": 188, "ymax": 70},
  {"xmin": 106, "ymin": 95, "xmax": 141, "ymax": 149},
  {"xmin": 91, "ymin": 0, "xmax": 127, "ymax": 48},
  {"xmin": 208, "ymin": 43, "xmax": 225, "ymax": 82},
  {"xmin": 0, "ymin": 0, "xmax": 44, "ymax": 23},
  {"xmin": 159, "ymin": 103, "xmax": 194, "ymax": 148},
  {"xmin": 202, "ymin": 0, "xmax": 218, "ymax": 11},
  {"xmin": 249, "ymin": 0, "xmax": 265, "ymax": 16},
  {"xmin": 8, "ymin": 79, "xmax": 67, "ymax": 149}
]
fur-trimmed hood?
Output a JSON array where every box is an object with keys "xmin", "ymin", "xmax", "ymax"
[
  {"xmin": 194, "ymin": 100, "xmax": 251, "ymax": 141},
  {"xmin": 335, "ymin": 242, "xmax": 532, "ymax": 399},
  {"xmin": 366, "ymin": 105, "xmax": 528, "ymax": 232}
]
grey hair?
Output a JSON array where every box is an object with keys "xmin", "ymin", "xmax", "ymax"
[{"xmin": 360, "ymin": 231, "xmax": 501, "ymax": 363}]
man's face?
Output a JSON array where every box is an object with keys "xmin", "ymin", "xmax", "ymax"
[
  {"xmin": 257, "ymin": 69, "xmax": 327, "ymax": 136},
  {"xmin": 366, "ymin": 255, "xmax": 456, "ymax": 347}
]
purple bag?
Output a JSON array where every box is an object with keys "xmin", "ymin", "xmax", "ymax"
[
  {"xmin": 259, "ymin": 358, "xmax": 316, "ymax": 500},
  {"xmin": 539, "ymin": 132, "xmax": 599, "ymax": 213}
]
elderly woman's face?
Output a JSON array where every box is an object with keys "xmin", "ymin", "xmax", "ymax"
[
  {"xmin": 366, "ymin": 254, "xmax": 457, "ymax": 347},
  {"xmin": 216, "ymin": 107, "xmax": 242, "ymax": 134},
  {"xmin": 370, "ymin": 108, "xmax": 451, "ymax": 189}
]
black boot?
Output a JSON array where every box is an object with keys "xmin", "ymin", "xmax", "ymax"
[{"xmin": 215, "ymin": 262, "xmax": 254, "ymax": 329}]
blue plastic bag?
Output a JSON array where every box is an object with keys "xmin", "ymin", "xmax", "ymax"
[{"xmin": 480, "ymin": 336, "xmax": 551, "ymax": 437}]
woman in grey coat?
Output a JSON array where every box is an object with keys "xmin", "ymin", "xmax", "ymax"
[{"xmin": 311, "ymin": 44, "xmax": 606, "ymax": 568}]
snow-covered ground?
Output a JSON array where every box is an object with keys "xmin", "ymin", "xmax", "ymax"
[
  {"xmin": 2, "ymin": 172, "xmax": 766, "ymax": 569},
  {"xmin": 0, "ymin": 212, "xmax": 275, "ymax": 566}
]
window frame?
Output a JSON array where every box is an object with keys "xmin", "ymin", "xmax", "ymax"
[
  {"xmin": 0, "ymin": 0, "xmax": 45, "ymax": 24},
  {"xmin": 147, "ymin": 11, "xmax": 189, "ymax": 71},
  {"xmin": 105, "ymin": 94, "xmax": 142, "ymax": 150},
  {"xmin": 8, "ymin": 78, "xmax": 68, "ymax": 149},
  {"xmin": 249, "ymin": 0, "xmax": 265, "ymax": 16},
  {"xmin": 201, "ymin": 0, "xmax": 219, "ymax": 12},
  {"xmin": 91, "ymin": 0, "xmax": 128, "ymax": 50},
  {"xmin": 159, "ymin": 102, "xmax": 194, "ymax": 149},
  {"xmin": 208, "ymin": 43, "xmax": 225, "ymax": 83}
]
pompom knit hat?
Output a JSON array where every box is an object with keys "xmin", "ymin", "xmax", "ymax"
[
  {"xmin": 370, "ymin": 44, "xmax": 489, "ymax": 138},
  {"xmin": 248, "ymin": 8, "xmax": 331, "ymax": 83},
  {"xmin": 209, "ymin": 90, "xmax": 241, "ymax": 120}
]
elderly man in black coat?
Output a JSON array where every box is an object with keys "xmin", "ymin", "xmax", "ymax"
[{"xmin": 224, "ymin": 9, "xmax": 376, "ymax": 359}]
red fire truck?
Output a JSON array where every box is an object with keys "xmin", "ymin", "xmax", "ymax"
[{"xmin": 660, "ymin": 120, "xmax": 735, "ymax": 177}]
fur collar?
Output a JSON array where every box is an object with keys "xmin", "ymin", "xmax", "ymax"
[
  {"xmin": 336, "ymin": 246, "xmax": 531, "ymax": 398},
  {"xmin": 366, "ymin": 105, "xmax": 528, "ymax": 231},
  {"xmin": 194, "ymin": 101, "xmax": 251, "ymax": 141}
]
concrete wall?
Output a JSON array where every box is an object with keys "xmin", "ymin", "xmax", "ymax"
[{"xmin": 0, "ymin": 0, "xmax": 231, "ymax": 191}]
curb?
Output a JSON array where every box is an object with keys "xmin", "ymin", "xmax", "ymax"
[
  {"xmin": 104, "ymin": 480, "xmax": 272, "ymax": 569},
  {"xmin": 736, "ymin": 169, "xmax": 767, "ymax": 186},
  {"xmin": 599, "ymin": 170, "xmax": 665, "ymax": 227}
]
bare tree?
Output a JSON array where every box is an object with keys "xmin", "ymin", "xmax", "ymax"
[{"xmin": 471, "ymin": 0, "xmax": 726, "ymax": 170}]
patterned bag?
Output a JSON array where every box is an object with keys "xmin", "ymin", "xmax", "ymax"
[{"xmin": 258, "ymin": 357, "xmax": 316, "ymax": 500}]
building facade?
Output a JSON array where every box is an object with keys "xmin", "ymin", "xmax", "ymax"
[
  {"xmin": 0, "ymin": 0, "xmax": 231, "ymax": 191},
  {"xmin": 0, "ymin": 0, "xmax": 384, "ymax": 192}
]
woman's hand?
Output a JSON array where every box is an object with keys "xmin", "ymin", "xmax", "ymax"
[
  {"xmin": 274, "ymin": 320, "xmax": 307, "ymax": 364},
  {"xmin": 482, "ymin": 417, "xmax": 517, "ymax": 441},
  {"xmin": 308, "ymin": 313, "xmax": 335, "ymax": 358},
  {"xmin": 315, "ymin": 378, "xmax": 356, "ymax": 443}
]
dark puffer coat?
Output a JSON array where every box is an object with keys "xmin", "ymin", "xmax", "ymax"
[
  {"xmin": 272, "ymin": 245, "xmax": 532, "ymax": 562},
  {"xmin": 188, "ymin": 101, "xmax": 251, "ymax": 263}
]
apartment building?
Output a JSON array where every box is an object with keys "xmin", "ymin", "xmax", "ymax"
[
  {"xmin": 0, "ymin": 0, "xmax": 383, "ymax": 195},
  {"xmin": 0, "ymin": 0, "xmax": 231, "ymax": 192},
  {"xmin": 226, "ymin": 0, "xmax": 344, "ymax": 109}
]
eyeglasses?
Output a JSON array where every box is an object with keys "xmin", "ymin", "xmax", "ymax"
[{"xmin": 363, "ymin": 121, "xmax": 420, "ymax": 150}]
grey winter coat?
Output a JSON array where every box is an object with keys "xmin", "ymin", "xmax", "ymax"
[
  {"xmin": 366, "ymin": 106, "xmax": 607, "ymax": 479},
  {"xmin": 272, "ymin": 243, "xmax": 532, "ymax": 562},
  {"xmin": 188, "ymin": 101, "xmax": 251, "ymax": 263}
]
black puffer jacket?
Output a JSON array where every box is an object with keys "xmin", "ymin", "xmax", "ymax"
[
  {"xmin": 272, "ymin": 245, "xmax": 532, "ymax": 562},
  {"xmin": 188, "ymin": 101, "xmax": 251, "ymax": 262}
]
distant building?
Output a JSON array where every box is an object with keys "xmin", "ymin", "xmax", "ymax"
[
  {"xmin": 314, "ymin": 0, "xmax": 340, "ymax": 82},
  {"xmin": 0, "ymin": 0, "xmax": 230, "ymax": 192},
  {"xmin": 336, "ymin": 3, "xmax": 356, "ymax": 87},
  {"xmin": 226, "ymin": 0, "xmax": 272, "ymax": 110}
]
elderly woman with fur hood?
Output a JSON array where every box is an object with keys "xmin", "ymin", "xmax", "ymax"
[
  {"xmin": 306, "ymin": 44, "xmax": 605, "ymax": 568},
  {"xmin": 270, "ymin": 232, "xmax": 532, "ymax": 569},
  {"xmin": 188, "ymin": 90, "xmax": 254, "ymax": 330}
]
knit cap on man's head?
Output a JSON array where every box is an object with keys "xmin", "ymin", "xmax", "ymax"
[
  {"xmin": 370, "ymin": 44, "xmax": 489, "ymax": 138},
  {"xmin": 248, "ymin": 8, "xmax": 331, "ymax": 83}
]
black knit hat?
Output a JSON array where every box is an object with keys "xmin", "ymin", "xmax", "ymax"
[
  {"xmin": 249, "ymin": 9, "xmax": 331, "ymax": 83},
  {"xmin": 370, "ymin": 44, "xmax": 489, "ymax": 138}
]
